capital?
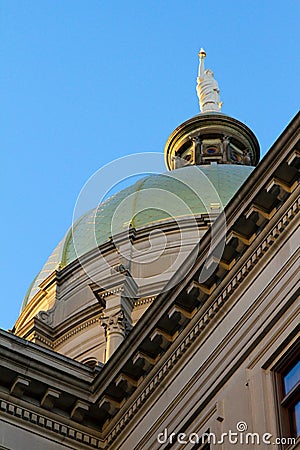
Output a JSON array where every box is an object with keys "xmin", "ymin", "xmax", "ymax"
[{"xmin": 101, "ymin": 310, "xmax": 126, "ymax": 336}]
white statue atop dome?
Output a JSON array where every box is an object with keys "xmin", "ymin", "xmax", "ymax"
[{"xmin": 196, "ymin": 48, "xmax": 222, "ymax": 113}]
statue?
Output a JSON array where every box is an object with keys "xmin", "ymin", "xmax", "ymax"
[{"xmin": 196, "ymin": 48, "xmax": 222, "ymax": 113}]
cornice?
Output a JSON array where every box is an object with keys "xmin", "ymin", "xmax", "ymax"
[
  {"xmin": 0, "ymin": 398, "xmax": 102, "ymax": 449},
  {"xmin": 105, "ymin": 190, "xmax": 299, "ymax": 445},
  {"xmin": 58, "ymin": 215, "xmax": 213, "ymax": 279},
  {"xmin": 17, "ymin": 303, "xmax": 105, "ymax": 352},
  {"xmin": 54, "ymin": 316, "xmax": 102, "ymax": 348},
  {"xmin": 99, "ymin": 287, "xmax": 124, "ymax": 299},
  {"xmin": 134, "ymin": 296, "xmax": 156, "ymax": 307},
  {"xmin": 0, "ymin": 330, "xmax": 95, "ymax": 387}
]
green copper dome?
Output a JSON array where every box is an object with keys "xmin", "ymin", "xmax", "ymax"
[{"xmin": 22, "ymin": 164, "xmax": 254, "ymax": 310}]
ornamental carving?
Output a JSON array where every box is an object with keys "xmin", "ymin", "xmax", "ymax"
[{"xmin": 100, "ymin": 310, "xmax": 127, "ymax": 337}]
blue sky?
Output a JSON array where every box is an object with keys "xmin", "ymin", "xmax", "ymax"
[{"xmin": 1, "ymin": 1, "xmax": 299, "ymax": 330}]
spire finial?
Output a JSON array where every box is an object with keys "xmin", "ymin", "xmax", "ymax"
[{"xmin": 196, "ymin": 48, "xmax": 222, "ymax": 113}]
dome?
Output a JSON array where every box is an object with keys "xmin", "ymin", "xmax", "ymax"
[{"xmin": 21, "ymin": 164, "xmax": 254, "ymax": 311}]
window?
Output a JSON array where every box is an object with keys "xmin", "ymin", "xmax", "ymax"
[
  {"xmin": 274, "ymin": 351, "xmax": 300, "ymax": 444},
  {"xmin": 281, "ymin": 359, "xmax": 300, "ymax": 437},
  {"xmin": 271, "ymin": 338, "xmax": 300, "ymax": 447},
  {"xmin": 206, "ymin": 146, "xmax": 218, "ymax": 155}
]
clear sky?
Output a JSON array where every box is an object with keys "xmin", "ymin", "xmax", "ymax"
[{"xmin": 1, "ymin": 1, "xmax": 299, "ymax": 330}]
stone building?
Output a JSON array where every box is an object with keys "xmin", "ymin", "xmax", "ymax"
[{"xmin": 0, "ymin": 52, "xmax": 299, "ymax": 449}]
